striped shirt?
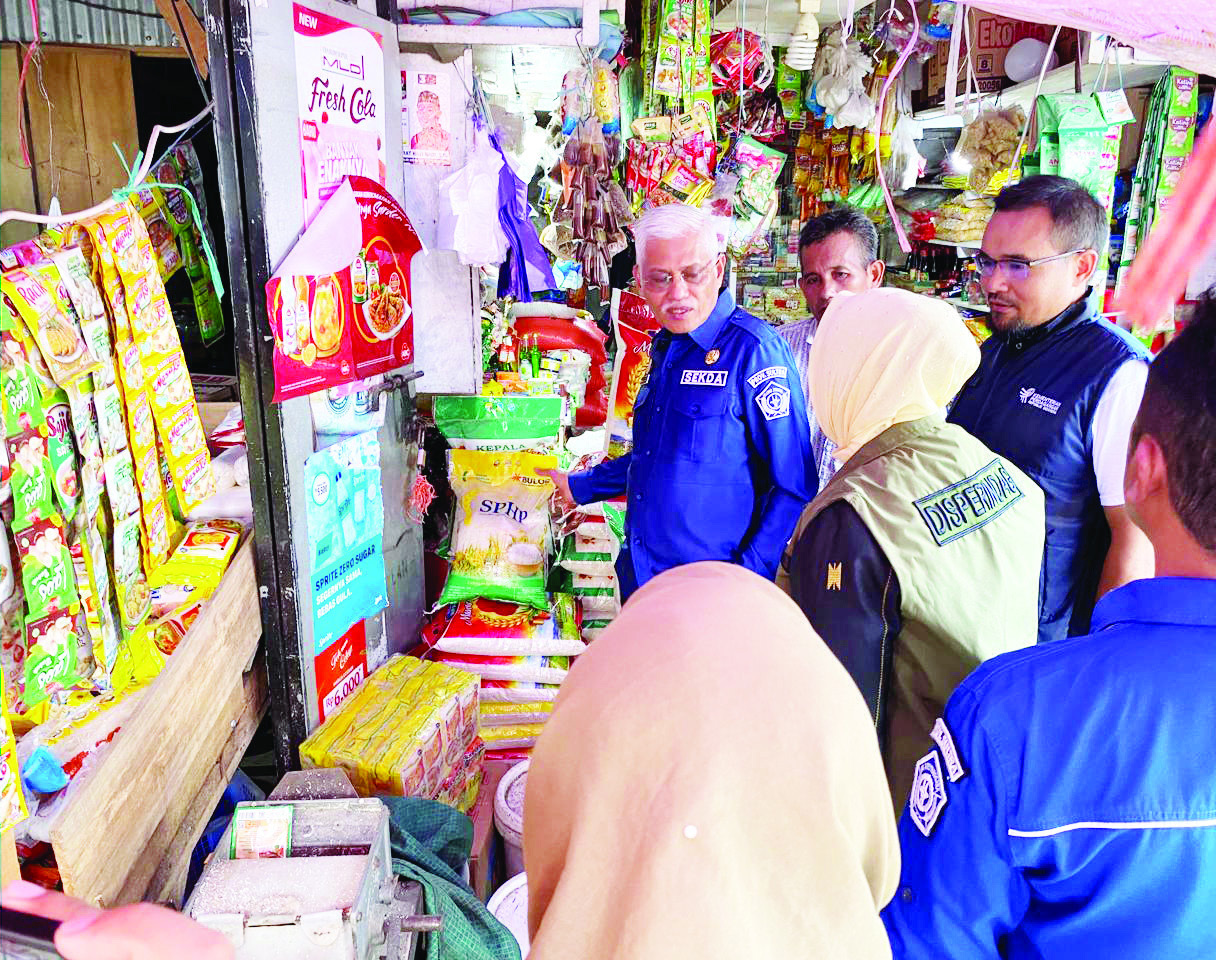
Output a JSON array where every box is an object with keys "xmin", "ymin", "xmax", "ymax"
[{"xmin": 777, "ymin": 316, "xmax": 838, "ymax": 493}]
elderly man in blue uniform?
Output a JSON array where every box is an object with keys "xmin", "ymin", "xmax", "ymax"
[
  {"xmin": 883, "ymin": 296, "xmax": 1216, "ymax": 959},
  {"xmin": 948, "ymin": 176, "xmax": 1154, "ymax": 643},
  {"xmin": 546, "ymin": 203, "xmax": 814, "ymax": 598}
]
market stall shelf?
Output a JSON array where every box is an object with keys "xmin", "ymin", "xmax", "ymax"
[{"xmin": 46, "ymin": 541, "xmax": 264, "ymax": 908}]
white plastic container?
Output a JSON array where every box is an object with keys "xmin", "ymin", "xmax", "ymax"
[
  {"xmin": 495, "ymin": 759, "xmax": 529, "ymax": 878},
  {"xmin": 488, "ymin": 872, "xmax": 530, "ymax": 958}
]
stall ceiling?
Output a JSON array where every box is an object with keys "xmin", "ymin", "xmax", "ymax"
[{"xmin": 0, "ymin": 0, "xmax": 183, "ymax": 48}]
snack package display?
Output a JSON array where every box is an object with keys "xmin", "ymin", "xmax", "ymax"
[
  {"xmin": 299, "ymin": 655, "xmax": 480, "ymax": 803},
  {"xmin": 1, "ymin": 268, "xmax": 99, "ymax": 389},
  {"xmin": 421, "ymin": 594, "xmax": 585, "ymax": 657},
  {"xmin": 14, "ymin": 518, "xmax": 78, "ymax": 621},
  {"xmin": 440, "ymin": 450, "xmax": 557, "ymax": 610},
  {"xmin": 147, "ymin": 518, "xmax": 244, "ymax": 595},
  {"xmin": 949, "ymin": 106, "xmax": 1028, "ymax": 194}
]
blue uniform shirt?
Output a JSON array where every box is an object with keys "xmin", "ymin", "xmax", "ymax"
[
  {"xmin": 883, "ymin": 577, "xmax": 1216, "ymax": 960},
  {"xmin": 570, "ymin": 290, "xmax": 814, "ymax": 591}
]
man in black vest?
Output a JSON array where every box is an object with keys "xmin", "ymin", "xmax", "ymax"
[{"xmin": 949, "ymin": 175, "xmax": 1153, "ymax": 644}]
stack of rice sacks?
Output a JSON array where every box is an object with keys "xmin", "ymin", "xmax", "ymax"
[
  {"xmin": 555, "ymin": 483, "xmax": 625, "ymax": 643},
  {"xmin": 426, "ymin": 397, "xmax": 586, "ymax": 760},
  {"xmin": 298, "ymin": 655, "xmax": 484, "ymax": 812}
]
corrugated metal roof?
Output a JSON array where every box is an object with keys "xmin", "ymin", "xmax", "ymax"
[{"xmin": 0, "ymin": 0, "xmax": 185, "ymax": 48}]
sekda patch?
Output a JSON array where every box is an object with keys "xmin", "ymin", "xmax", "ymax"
[{"xmin": 680, "ymin": 369, "xmax": 729, "ymax": 387}]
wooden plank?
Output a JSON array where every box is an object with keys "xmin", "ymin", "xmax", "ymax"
[
  {"xmin": 146, "ymin": 667, "xmax": 267, "ymax": 907},
  {"xmin": 73, "ymin": 49, "xmax": 140, "ymax": 207},
  {"xmin": 0, "ymin": 44, "xmax": 39, "ymax": 248},
  {"xmin": 50, "ymin": 541, "xmax": 262, "ymax": 907},
  {"xmin": 126, "ymin": 660, "xmax": 268, "ymax": 906},
  {"xmin": 24, "ymin": 46, "xmax": 94, "ymax": 220},
  {"xmin": 150, "ymin": 0, "xmax": 209, "ymax": 79}
]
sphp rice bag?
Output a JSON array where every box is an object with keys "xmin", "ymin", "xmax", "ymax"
[{"xmin": 440, "ymin": 450, "xmax": 556, "ymax": 610}]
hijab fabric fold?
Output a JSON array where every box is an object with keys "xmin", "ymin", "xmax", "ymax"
[
  {"xmin": 810, "ymin": 289, "xmax": 980, "ymax": 464},
  {"xmin": 523, "ymin": 562, "xmax": 900, "ymax": 960}
]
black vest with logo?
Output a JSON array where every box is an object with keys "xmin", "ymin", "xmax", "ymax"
[{"xmin": 948, "ymin": 297, "xmax": 1149, "ymax": 643}]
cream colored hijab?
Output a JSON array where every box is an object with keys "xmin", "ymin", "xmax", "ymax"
[
  {"xmin": 523, "ymin": 562, "xmax": 900, "ymax": 960},
  {"xmin": 810, "ymin": 288, "xmax": 980, "ymax": 464}
]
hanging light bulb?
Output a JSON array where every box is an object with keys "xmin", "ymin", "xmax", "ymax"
[{"xmin": 785, "ymin": 3, "xmax": 821, "ymax": 71}]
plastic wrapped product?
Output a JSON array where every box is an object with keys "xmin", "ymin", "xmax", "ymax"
[{"xmin": 421, "ymin": 594, "xmax": 585, "ymax": 657}]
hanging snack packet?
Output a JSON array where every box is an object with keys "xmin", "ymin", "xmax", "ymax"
[
  {"xmin": 24, "ymin": 608, "xmax": 88, "ymax": 706},
  {"xmin": 0, "ymin": 269, "xmax": 98, "ymax": 388},
  {"xmin": 111, "ymin": 513, "xmax": 152, "ymax": 634},
  {"xmin": 734, "ymin": 136, "xmax": 787, "ymax": 213},
  {"xmin": 14, "ymin": 518, "xmax": 79, "ymax": 621},
  {"xmin": 42, "ymin": 390, "xmax": 81, "ymax": 521},
  {"xmin": 440, "ymin": 450, "xmax": 557, "ymax": 610},
  {"xmin": 1, "ymin": 305, "xmax": 48, "ymax": 437},
  {"xmin": 649, "ymin": 162, "xmax": 714, "ymax": 207},
  {"xmin": 51, "ymin": 247, "xmax": 117, "ymax": 392},
  {"xmin": 7, "ymin": 429, "xmax": 55, "ymax": 529}
]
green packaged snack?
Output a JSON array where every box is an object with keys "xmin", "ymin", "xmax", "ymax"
[
  {"xmin": 24, "ymin": 607, "xmax": 85, "ymax": 705},
  {"xmin": 14, "ymin": 516, "xmax": 79, "ymax": 620},
  {"xmin": 104, "ymin": 450, "xmax": 140, "ymax": 520},
  {"xmin": 7, "ymin": 429, "xmax": 55, "ymax": 528},
  {"xmin": 1, "ymin": 318, "xmax": 47, "ymax": 437},
  {"xmin": 111, "ymin": 513, "xmax": 151, "ymax": 634},
  {"xmin": 43, "ymin": 391, "xmax": 81, "ymax": 521},
  {"xmin": 776, "ymin": 62, "xmax": 804, "ymax": 122}
]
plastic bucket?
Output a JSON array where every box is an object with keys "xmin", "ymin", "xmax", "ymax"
[
  {"xmin": 488, "ymin": 872, "xmax": 529, "ymax": 958},
  {"xmin": 495, "ymin": 759, "xmax": 529, "ymax": 878}
]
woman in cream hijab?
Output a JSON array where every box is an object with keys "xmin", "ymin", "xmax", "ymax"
[
  {"xmin": 524, "ymin": 561, "xmax": 900, "ymax": 960},
  {"xmin": 781, "ymin": 288, "xmax": 1044, "ymax": 808}
]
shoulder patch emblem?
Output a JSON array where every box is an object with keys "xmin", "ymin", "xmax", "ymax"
[
  {"xmin": 825, "ymin": 562, "xmax": 842, "ymax": 591},
  {"xmin": 910, "ymin": 751, "xmax": 949, "ymax": 838},
  {"xmin": 746, "ymin": 365, "xmax": 788, "ymax": 389},
  {"xmin": 755, "ymin": 381, "xmax": 791, "ymax": 420},
  {"xmin": 931, "ymin": 717, "xmax": 966, "ymax": 782}
]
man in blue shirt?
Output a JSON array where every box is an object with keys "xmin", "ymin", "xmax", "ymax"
[
  {"xmin": 546, "ymin": 203, "xmax": 814, "ymax": 599},
  {"xmin": 883, "ymin": 294, "xmax": 1216, "ymax": 959}
]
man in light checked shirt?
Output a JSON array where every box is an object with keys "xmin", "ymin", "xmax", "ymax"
[{"xmin": 778, "ymin": 207, "xmax": 886, "ymax": 491}]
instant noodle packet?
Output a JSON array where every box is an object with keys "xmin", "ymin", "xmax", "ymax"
[
  {"xmin": 0, "ymin": 268, "xmax": 98, "ymax": 388},
  {"xmin": 42, "ymin": 389, "xmax": 81, "ymax": 521},
  {"xmin": 440, "ymin": 450, "xmax": 557, "ymax": 610},
  {"xmin": 24, "ymin": 607, "xmax": 88, "ymax": 707},
  {"xmin": 6, "ymin": 429, "xmax": 55, "ymax": 529},
  {"xmin": 147, "ymin": 518, "xmax": 243, "ymax": 593},
  {"xmin": 14, "ymin": 518, "xmax": 79, "ymax": 621},
  {"xmin": 111, "ymin": 513, "xmax": 151, "ymax": 635}
]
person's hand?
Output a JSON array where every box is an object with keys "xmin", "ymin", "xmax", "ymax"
[
  {"xmin": 540, "ymin": 468, "xmax": 576, "ymax": 513},
  {"xmin": 2, "ymin": 880, "xmax": 234, "ymax": 960}
]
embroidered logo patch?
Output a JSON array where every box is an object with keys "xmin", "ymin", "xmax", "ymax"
[
  {"xmin": 705, "ymin": 348, "xmax": 720, "ymax": 365},
  {"xmin": 826, "ymin": 562, "xmax": 842, "ymax": 591},
  {"xmin": 910, "ymin": 751, "xmax": 949, "ymax": 838},
  {"xmin": 746, "ymin": 365, "xmax": 788, "ymax": 388},
  {"xmin": 913, "ymin": 459, "xmax": 1025, "ymax": 547},
  {"xmin": 755, "ymin": 381, "xmax": 791, "ymax": 420},
  {"xmin": 931, "ymin": 717, "xmax": 966, "ymax": 782},
  {"xmin": 680, "ymin": 369, "xmax": 729, "ymax": 387},
  {"xmin": 1019, "ymin": 386, "xmax": 1062, "ymax": 415}
]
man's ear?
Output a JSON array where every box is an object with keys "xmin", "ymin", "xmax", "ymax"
[
  {"xmin": 1076, "ymin": 249, "xmax": 1100, "ymax": 286},
  {"xmin": 869, "ymin": 259, "xmax": 886, "ymax": 287},
  {"xmin": 1125, "ymin": 431, "xmax": 1168, "ymax": 514}
]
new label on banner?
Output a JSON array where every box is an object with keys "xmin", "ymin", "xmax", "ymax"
[
  {"xmin": 306, "ymin": 431, "xmax": 388, "ymax": 653},
  {"xmin": 293, "ymin": 4, "xmax": 386, "ymax": 224},
  {"xmin": 315, "ymin": 619, "xmax": 367, "ymax": 720}
]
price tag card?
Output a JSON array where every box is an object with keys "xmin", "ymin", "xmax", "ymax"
[{"xmin": 230, "ymin": 804, "xmax": 294, "ymax": 859}]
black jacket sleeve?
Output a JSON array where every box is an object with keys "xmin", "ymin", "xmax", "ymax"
[{"xmin": 788, "ymin": 500, "xmax": 902, "ymax": 749}]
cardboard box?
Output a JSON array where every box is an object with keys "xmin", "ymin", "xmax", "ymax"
[{"xmin": 924, "ymin": 14, "xmax": 1079, "ymax": 103}]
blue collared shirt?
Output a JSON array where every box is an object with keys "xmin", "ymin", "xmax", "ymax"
[
  {"xmin": 883, "ymin": 576, "xmax": 1216, "ymax": 960},
  {"xmin": 777, "ymin": 315, "xmax": 838, "ymax": 492},
  {"xmin": 570, "ymin": 291, "xmax": 814, "ymax": 589}
]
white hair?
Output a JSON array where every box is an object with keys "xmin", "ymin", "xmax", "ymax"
[{"xmin": 632, "ymin": 203, "xmax": 729, "ymax": 265}]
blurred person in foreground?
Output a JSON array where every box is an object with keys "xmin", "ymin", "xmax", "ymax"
[
  {"xmin": 524, "ymin": 561, "xmax": 900, "ymax": 960},
  {"xmin": 780, "ymin": 207, "xmax": 887, "ymax": 490},
  {"xmin": 781, "ymin": 289, "xmax": 1044, "ymax": 807},
  {"xmin": 544, "ymin": 203, "xmax": 814, "ymax": 599},
  {"xmin": 1, "ymin": 879, "xmax": 232, "ymax": 960},
  {"xmin": 884, "ymin": 295, "xmax": 1216, "ymax": 958},
  {"xmin": 948, "ymin": 175, "xmax": 1154, "ymax": 643}
]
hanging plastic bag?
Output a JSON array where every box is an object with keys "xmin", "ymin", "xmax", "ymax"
[{"xmin": 438, "ymin": 133, "xmax": 510, "ymax": 266}]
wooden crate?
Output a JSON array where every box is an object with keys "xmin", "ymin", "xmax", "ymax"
[{"xmin": 47, "ymin": 540, "xmax": 266, "ymax": 907}]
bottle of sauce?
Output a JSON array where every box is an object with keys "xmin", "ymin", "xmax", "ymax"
[{"xmin": 352, "ymin": 253, "xmax": 367, "ymax": 303}]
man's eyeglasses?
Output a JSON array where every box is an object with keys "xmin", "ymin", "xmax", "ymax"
[
  {"xmin": 641, "ymin": 256, "xmax": 720, "ymax": 291},
  {"xmin": 973, "ymin": 249, "xmax": 1087, "ymax": 281}
]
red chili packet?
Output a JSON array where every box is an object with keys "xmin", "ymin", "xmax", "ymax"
[{"xmin": 347, "ymin": 176, "xmax": 421, "ymax": 379}]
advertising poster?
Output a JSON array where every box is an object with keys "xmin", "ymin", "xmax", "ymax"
[
  {"xmin": 315, "ymin": 619, "xmax": 368, "ymax": 721},
  {"xmin": 306, "ymin": 430, "xmax": 387, "ymax": 654},
  {"xmin": 266, "ymin": 177, "xmax": 421, "ymax": 401},
  {"xmin": 294, "ymin": 3, "xmax": 387, "ymax": 224},
  {"xmin": 402, "ymin": 69, "xmax": 452, "ymax": 166}
]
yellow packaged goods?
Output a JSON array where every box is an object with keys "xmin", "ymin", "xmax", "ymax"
[
  {"xmin": 0, "ymin": 663, "xmax": 29, "ymax": 833},
  {"xmin": 147, "ymin": 518, "xmax": 243, "ymax": 594},
  {"xmin": 441, "ymin": 450, "xmax": 557, "ymax": 610},
  {"xmin": 300, "ymin": 655, "xmax": 480, "ymax": 804},
  {"xmin": 0, "ymin": 267, "xmax": 99, "ymax": 389}
]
